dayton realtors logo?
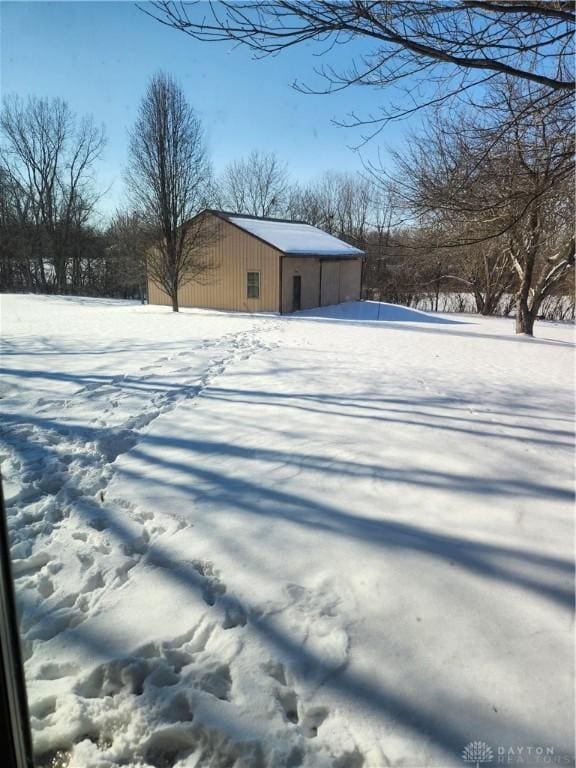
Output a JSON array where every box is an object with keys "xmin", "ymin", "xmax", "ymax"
[
  {"xmin": 461, "ymin": 742, "xmax": 575, "ymax": 766},
  {"xmin": 462, "ymin": 742, "xmax": 495, "ymax": 768}
]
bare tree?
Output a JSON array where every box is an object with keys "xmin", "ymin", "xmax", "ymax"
[
  {"xmin": 332, "ymin": 173, "xmax": 372, "ymax": 247},
  {"xmin": 0, "ymin": 95, "xmax": 105, "ymax": 292},
  {"xmin": 126, "ymin": 72, "xmax": 216, "ymax": 312},
  {"xmin": 455, "ymin": 240, "xmax": 514, "ymax": 317},
  {"xmin": 285, "ymin": 183, "xmax": 326, "ymax": 227},
  {"xmin": 219, "ymin": 150, "xmax": 289, "ymax": 217},
  {"xmin": 385, "ymin": 83, "xmax": 574, "ymax": 335},
  {"xmin": 144, "ymin": 2, "xmax": 574, "ymax": 140},
  {"xmin": 0, "ymin": 164, "xmax": 33, "ymax": 291},
  {"xmin": 286, "ymin": 173, "xmax": 340, "ymax": 232}
]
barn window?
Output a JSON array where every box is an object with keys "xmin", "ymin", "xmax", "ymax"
[{"xmin": 246, "ymin": 271, "xmax": 260, "ymax": 299}]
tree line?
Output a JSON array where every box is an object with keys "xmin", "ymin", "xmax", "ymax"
[{"xmin": 1, "ymin": 1, "xmax": 574, "ymax": 332}]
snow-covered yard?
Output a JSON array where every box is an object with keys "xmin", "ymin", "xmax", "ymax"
[{"xmin": 0, "ymin": 294, "xmax": 574, "ymax": 768}]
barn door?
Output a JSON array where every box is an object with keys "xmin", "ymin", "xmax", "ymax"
[
  {"xmin": 292, "ymin": 275, "xmax": 302, "ymax": 312},
  {"xmin": 320, "ymin": 261, "xmax": 340, "ymax": 306}
]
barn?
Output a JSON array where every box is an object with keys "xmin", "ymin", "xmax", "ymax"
[{"xmin": 147, "ymin": 209, "xmax": 365, "ymax": 313}]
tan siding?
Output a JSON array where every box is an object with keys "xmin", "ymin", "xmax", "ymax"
[
  {"xmin": 147, "ymin": 213, "xmax": 280, "ymax": 312},
  {"xmin": 339, "ymin": 259, "xmax": 362, "ymax": 302},
  {"xmin": 148, "ymin": 280, "xmax": 172, "ymax": 306},
  {"xmin": 281, "ymin": 257, "xmax": 321, "ymax": 312}
]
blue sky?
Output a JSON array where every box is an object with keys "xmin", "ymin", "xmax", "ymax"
[{"xmin": 1, "ymin": 1, "xmax": 417, "ymax": 220}]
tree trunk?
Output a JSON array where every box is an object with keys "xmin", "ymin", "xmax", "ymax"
[
  {"xmin": 514, "ymin": 223, "xmax": 538, "ymax": 335},
  {"xmin": 171, "ymin": 291, "xmax": 179, "ymax": 312},
  {"xmin": 515, "ymin": 295, "xmax": 535, "ymax": 335},
  {"xmin": 473, "ymin": 290, "xmax": 486, "ymax": 315},
  {"xmin": 54, "ymin": 255, "xmax": 67, "ymax": 294}
]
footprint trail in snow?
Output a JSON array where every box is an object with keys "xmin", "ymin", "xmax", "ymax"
[{"xmin": 2, "ymin": 320, "xmax": 362, "ymax": 768}]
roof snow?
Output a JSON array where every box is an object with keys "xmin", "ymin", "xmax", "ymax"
[{"xmin": 224, "ymin": 214, "xmax": 364, "ymax": 257}]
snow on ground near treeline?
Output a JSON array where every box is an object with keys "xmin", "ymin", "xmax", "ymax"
[{"xmin": 0, "ymin": 294, "xmax": 574, "ymax": 768}]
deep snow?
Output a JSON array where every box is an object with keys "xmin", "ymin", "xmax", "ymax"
[{"xmin": 0, "ymin": 295, "xmax": 574, "ymax": 768}]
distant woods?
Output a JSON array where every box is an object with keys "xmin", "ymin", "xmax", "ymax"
[
  {"xmin": 0, "ymin": 96, "xmax": 110, "ymax": 296},
  {"xmin": 1, "ymin": 63, "xmax": 574, "ymax": 328}
]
